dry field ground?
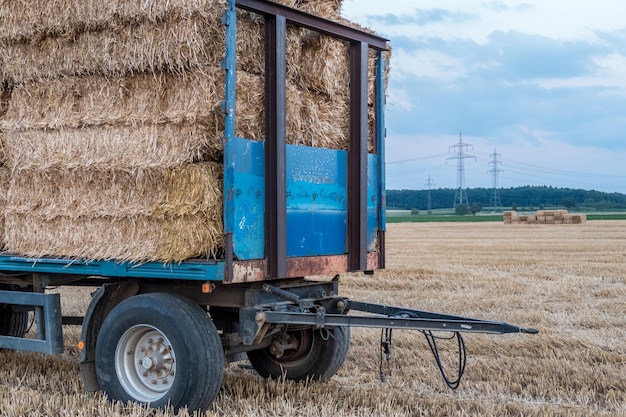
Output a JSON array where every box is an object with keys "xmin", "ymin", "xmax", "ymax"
[{"xmin": 1, "ymin": 220, "xmax": 625, "ymax": 416}]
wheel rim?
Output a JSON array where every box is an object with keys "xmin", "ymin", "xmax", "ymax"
[
  {"xmin": 268, "ymin": 329, "xmax": 314, "ymax": 367},
  {"xmin": 115, "ymin": 325, "xmax": 176, "ymax": 403}
]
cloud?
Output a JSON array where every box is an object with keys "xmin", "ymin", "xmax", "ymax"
[
  {"xmin": 483, "ymin": 1, "xmax": 533, "ymax": 12},
  {"xmin": 368, "ymin": 8, "xmax": 477, "ymax": 27},
  {"xmin": 342, "ymin": 1, "xmax": 626, "ymax": 192}
]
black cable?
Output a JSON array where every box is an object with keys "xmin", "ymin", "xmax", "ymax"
[
  {"xmin": 422, "ymin": 330, "xmax": 467, "ymax": 389},
  {"xmin": 391, "ymin": 311, "xmax": 467, "ymax": 389},
  {"xmin": 379, "ymin": 328, "xmax": 392, "ymax": 382}
]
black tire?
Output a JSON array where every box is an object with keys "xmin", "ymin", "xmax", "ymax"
[
  {"xmin": 95, "ymin": 293, "xmax": 224, "ymax": 412},
  {"xmin": 247, "ymin": 325, "xmax": 350, "ymax": 382},
  {"xmin": 0, "ymin": 305, "xmax": 29, "ymax": 337}
]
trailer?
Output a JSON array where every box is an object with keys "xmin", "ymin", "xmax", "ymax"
[{"xmin": 0, "ymin": 0, "xmax": 537, "ymax": 412}]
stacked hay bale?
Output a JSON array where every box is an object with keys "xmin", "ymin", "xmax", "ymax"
[
  {"xmin": 503, "ymin": 211, "xmax": 518, "ymax": 224},
  {"xmin": 504, "ymin": 210, "xmax": 586, "ymax": 225},
  {"xmin": 0, "ymin": 0, "xmax": 387, "ymax": 262}
]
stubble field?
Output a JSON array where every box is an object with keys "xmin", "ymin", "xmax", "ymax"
[{"xmin": 1, "ymin": 221, "xmax": 625, "ymax": 416}]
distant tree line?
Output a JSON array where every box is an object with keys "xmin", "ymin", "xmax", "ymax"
[{"xmin": 387, "ymin": 186, "xmax": 626, "ymax": 211}]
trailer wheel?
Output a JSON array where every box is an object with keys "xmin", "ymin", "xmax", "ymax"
[
  {"xmin": 95, "ymin": 293, "xmax": 224, "ymax": 411},
  {"xmin": 0, "ymin": 305, "xmax": 29, "ymax": 338},
  {"xmin": 247, "ymin": 325, "xmax": 350, "ymax": 382}
]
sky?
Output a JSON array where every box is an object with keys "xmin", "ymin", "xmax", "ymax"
[{"xmin": 340, "ymin": 0, "xmax": 626, "ymax": 194}]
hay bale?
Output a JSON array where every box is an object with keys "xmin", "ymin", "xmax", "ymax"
[
  {"xmin": 2, "ymin": 68, "xmax": 231, "ymax": 130},
  {"xmin": 4, "ymin": 214, "xmax": 221, "ymax": 262},
  {"xmin": 299, "ymin": 90, "xmax": 349, "ymax": 150},
  {"xmin": 1, "ymin": 9, "xmax": 291, "ymax": 82},
  {"xmin": 2, "ymin": 124, "xmax": 222, "ymax": 170},
  {"xmin": 0, "ymin": 66, "xmax": 363, "ymax": 170},
  {"xmin": 294, "ymin": 32, "xmax": 349, "ymax": 98},
  {"xmin": 6, "ymin": 163, "xmax": 222, "ymax": 219},
  {"xmin": 268, "ymin": 0, "xmax": 342, "ymax": 18},
  {"xmin": 4, "ymin": 163, "xmax": 224, "ymax": 261},
  {"xmin": 1, "ymin": 12, "xmax": 222, "ymax": 82},
  {"xmin": 0, "ymin": 4, "xmax": 334, "ymax": 83},
  {"xmin": 0, "ymin": 0, "xmax": 227, "ymax": 43},
  {"xmin": 0, "ymin": 69, "xmax": 269, "ymax": 169}
]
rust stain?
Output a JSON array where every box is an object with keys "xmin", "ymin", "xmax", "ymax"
[
  {"xmin": 229, "ymin": 253, "xmax": 382, "ymax": 284},
  {"xmin": 287, "ymin": 255, "xmax": 348, "ymax": 277},
  {"xmin": 230, "ymin": 260, "xmax": 267, "ymax": 284}
]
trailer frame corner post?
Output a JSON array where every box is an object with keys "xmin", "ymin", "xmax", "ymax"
[
  {"xmin": 349, "ymin": 41, "xmax": 369, "ymax": 272},
  {"xmin": 0, "ymin": 290, "xmax": 63, "ymax": 354},
  {"xmin": 376, "ymin": 50, "xmax": 387, "ymax": 269},
  {"xmin": 265, "ymin": 14, "xmax": 288, "ymax": 280},
  {"xmin": 223, "ymin": 0, "xmax": 237, "ymax": 283}
]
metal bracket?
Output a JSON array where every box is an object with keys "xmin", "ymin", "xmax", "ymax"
[{"xmin": 0, "ymin": 290, "xmax": 63, "ymax": 354}]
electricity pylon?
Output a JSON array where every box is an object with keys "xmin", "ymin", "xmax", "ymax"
[
  {"xmin": 446, "ymin": 132, "xmax": 475, "ymax": 208},
  {"xmin": 487, "ymin": 148, "xmax": 503, "ymax": 213},
  {"xmin": 424, "ymin": 175, "xmax": 435, "ymax": 214}
]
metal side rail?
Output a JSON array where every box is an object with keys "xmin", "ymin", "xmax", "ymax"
[
  {"xmin": 260, "ymin": 299, "xmax": 539, "ymax": 335},
  {"xmin": 0, "ymin": 290, "xmax": 64, "ymax": 354}
]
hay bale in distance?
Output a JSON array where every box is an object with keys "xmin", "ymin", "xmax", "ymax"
[{"xmin": 505, "ymin": 209, "xmax": 586, "ymax": 226}]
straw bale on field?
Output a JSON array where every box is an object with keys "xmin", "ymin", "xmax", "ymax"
[
  {"xmin": 503, "ymin": 211, "xmax": 517, "ymax": 224},
  {"xmin": 504, "ymin": 209, "xmax": 586, "ymax": 226}
]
